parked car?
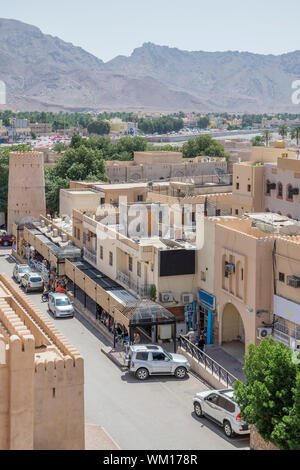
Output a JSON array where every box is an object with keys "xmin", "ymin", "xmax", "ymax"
[
  {"xmin": 20, "ymin": 272, "xmax": 44, "ymax": 293},
  {"xmin": 13, "ymin": 264, "xmax": 31, "ymax": 283},
  {"xmin": 125, "ymin": 344, "xmax": 190, "ymax": 380},
  {"xmin": 0, "ymin": 234, "xmax": 15, "ymax": 247},
  {"xmin": 193, "ymin": 388, "xmax": 250, "ymax": 438},
  {"xmin": 48, "ymin": 292, "xmax": 74, "ymax": 318}
]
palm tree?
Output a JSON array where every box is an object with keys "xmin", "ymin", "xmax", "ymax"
[
  {"xmin": 262, "ymin": 130, "xmax": 272, "ymax": 147},
  {"xmin": 291, "ymin": 127, "xmax": 300, "ymax": 146},
  {"xmin": 278, "ymin": 124, "xmax": 288, "ymax": 140}
]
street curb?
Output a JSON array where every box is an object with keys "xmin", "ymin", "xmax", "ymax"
[{"xmin": 100, "ymin": 346, "xmax": 127, "ymax": 371}]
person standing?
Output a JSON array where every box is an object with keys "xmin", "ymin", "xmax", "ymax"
[{"xmin": 197, "ymin": 334, "xmax": 206, "ymax": 354}]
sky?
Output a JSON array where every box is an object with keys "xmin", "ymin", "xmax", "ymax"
[{"xmin": 1, "ymin": 0, "xmax": 300, "ymax": 62}]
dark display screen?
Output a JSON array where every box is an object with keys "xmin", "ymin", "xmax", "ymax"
[{"xmin": 159, "ymin": 250, "xmax": 195, "ymax": 277}]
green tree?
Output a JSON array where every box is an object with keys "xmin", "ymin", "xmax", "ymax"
[
  {"xmin": 278, "ymin": 124, "xmax": 288, "ymax": 140},
  {"xmin": 197, "ymin": 116, "xmax": 210, "ymax": 129},
  {"xmin": 53, "ymin": 142, "xmax": 67, "ymax": 153},
  {"xmin": 262, "ymin": 130, "xmax": 272, "ymax": 147},
  {"xmin": 30, "ymin": 130, "xmax": 37, "ymax": 140},
  {"xmin": 87, "ymin": 120, "xmax": 110, "ymax": 136},
  {"xmin": 233, "ymin": 338, "xmax": 299, "ymax": 450},
  {"xmin": 251, "ymin": 136, "xmax": 264, "ymax": 147},
  {"xmin": 45, "ymin": 145, "xmax": 107, "ymax": 213},
  {"xmin": 291, "ymin": 127, "xmax": 300, "ymax": 146},
  {"xmin": 182, "ymin": 135, "xmax": 229, "ymax": 161}
]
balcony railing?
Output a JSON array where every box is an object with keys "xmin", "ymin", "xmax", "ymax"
[
  {"xmin": 117, "ymin": 271, "xmax": 150, "ymax": 298},
  {"xmin": 83, "ymin": 247, "xmax": 97, "ymax": 266}
]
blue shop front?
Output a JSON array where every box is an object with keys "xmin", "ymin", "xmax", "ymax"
[{"xmin": 197, "ymin": 289, "xmax": 216, "ymax": 345}]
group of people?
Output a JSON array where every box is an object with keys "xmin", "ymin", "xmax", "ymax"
[{"xmin": 185, "ymin": 328, "xmax": 206, "ymax": 353}]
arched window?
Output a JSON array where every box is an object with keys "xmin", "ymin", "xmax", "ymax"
[
  {"xmin": 265, "ymin": 179, "xmax": 271, "ymax": 196},
  {"xmin": 277, "ymin": 182, "xmax": 283, "ymax": 199},
  {"xmin": 286, "ymin": 184, "xmax": 294, "ymax": 202},
  {"xmin": 287, "ymin": 214, "xmax": 292, "ymax": 219}
]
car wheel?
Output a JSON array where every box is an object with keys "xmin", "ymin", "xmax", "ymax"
[
  {"xmin": 223, "ymin": 420, "xmax": 235, "ymax": 438},
  {"xmin": 194, "ymin": 402, "xmax": 203, "ymax": 418},
  {"xmin": 135, "ymin": 368, "xmax": 149, "ymax": 380},
  {"xmin": 174, "ymin": 367, "xmax": 187, "ymax": 379}
]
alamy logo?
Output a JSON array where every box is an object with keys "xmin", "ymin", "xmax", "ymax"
[
  {"xmin": 0, "ymin": 80, "xmax": 6, "ymax": 105},
  {"xmin": 291, "ymin": 80, "xmax": 300, "ymax": 105}
]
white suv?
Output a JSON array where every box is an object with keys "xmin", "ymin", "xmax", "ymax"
[
  {"xmin": 126, "ymin": 344, "xmax": 190, "ymax": 380},
  {"xmin": 193, "ymin": 389, "xmax": 250, "ymax": 438}
]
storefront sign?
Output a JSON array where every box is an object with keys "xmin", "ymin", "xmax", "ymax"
[{"xmin": 198, "ymin": 289, "xmax": 215, "ymax": 311}]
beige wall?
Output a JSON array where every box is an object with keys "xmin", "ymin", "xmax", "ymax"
[
  {"xmin": 214, "ymin": 219, "xmax": 273, "ymax": 352},
  {"xmin": 0, "ymin": 274, "xmax": 84, "ymax": 450},
  {"xmin": 7, "ymin": 152, "xmax": 46, "ymax": 233},
  {"xmin": 60, "ymin": 189, "xmax": 103, "ymax": 218}
]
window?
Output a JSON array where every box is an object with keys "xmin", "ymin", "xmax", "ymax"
[
  {"xmin": 265, "ymin": 179, "xmax": 271, "ymax": 196},
  {"xmin": 217, "ymin": 397, "xmax": 235, "ymax": 413},
  {"xmin": 137, "ymin": 261, "xmax": 141, "ymax": 277},
  {"xmin": 137, "ymin": 195, "xmax": 143, "ymax": 202},
  {"xmin": 236, "ymin": 183, "xmax": 240, "ymax": 190},
  {"xmin": 129, "ymin": 256, "xmax": 133, "ymax": 272},
  {"xmin": 235, "ymin": 209, "xmax": 239, "ymax": 215},
  {"xmin": 152, "ymin": 352, "xmax": 167, "ymax": 361},
  {"xmin": 216, "ymin": 209, "xmax": 221, "ymax": 216},
  {"xmin": 99, "ymin": 246, "xmax": 103, "ymax": 260},
  {"xmin": 279, "ymin": 272, "xmax": 285, "ymax": 283},
  {"xmin": 247, "ymin": 184, "xmax": 251, "ymax": 192},
  {"xmin": 109, "ymin": 251, "xmax": 113, "ymax": 266},
  {"xmin": 201, "ymin": 271, "xmax": 206, "ymax": 282},
  {"xmin": 241, "ymin": 268, "xmax": 244, "ymax": 281},
  {"xmin": 136, "ymin": 352, "xmax": 148, "ymax": 361},
  {"xmin": 206, "ymin": 394, "xmax": 219, "ymax": 404},
  {"xmin": 287, "ymin": 184, "xmax": 294, "ymax": 201},
  {"xmin": 277, "ymin": 182, "xmax": 283, "ymax": 198}
]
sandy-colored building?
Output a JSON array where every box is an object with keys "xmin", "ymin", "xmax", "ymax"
[
  {"xmin": 0, "ymin": 273, "xmax": 84, "ymax": 450},
  {"xmin": 214, "ymin": 217, "xmax": 274, "ymax": 357},
  {"xmin": 106, "ymin": 151, "xmax": 228, "ymax": 183},
  {"xmin": 7, "ymin": 152, "xmax": 46, "ymax": 234}
]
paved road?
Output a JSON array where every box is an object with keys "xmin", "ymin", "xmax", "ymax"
[{"xmin": 0, "ymin": 254, "xmax": 249, "ymax": 450}]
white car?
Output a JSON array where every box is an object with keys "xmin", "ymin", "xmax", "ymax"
[
  {"xmin": 48, "ymin": 292, "xmax": 74, "ymax": 318},
  {"xmin": 21, "ymin": 272, "xmax": 44, "ymax": 293},
  {"xmin": 13, "ymin": 264, "xmax": 31, "ymax": 283},
  {"xmin": 193, "ymin": 388, "xmax": 250, "ymax": 438}
]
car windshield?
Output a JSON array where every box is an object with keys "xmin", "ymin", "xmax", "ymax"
[
  {"xmin": 56, "ymin": 299, "xmax": 71, "ymax": 307},
  {"xmin": 30, "ymin": 277, "xmax": 42, "ymax": 282},
  {"xmin": 19, "ymin": 267, "xmax": 30, "ymax": 273}
]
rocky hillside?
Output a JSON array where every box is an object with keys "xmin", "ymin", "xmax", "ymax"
[{"xmin": 0, "ymin": 18, "xmax": 300, "ymax": 112}]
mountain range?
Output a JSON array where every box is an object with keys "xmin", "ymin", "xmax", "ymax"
[{"xmin": 1, "ymin": 18, "xmax": 300, "ymax": 112}]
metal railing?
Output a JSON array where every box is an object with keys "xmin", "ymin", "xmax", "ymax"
[
  {"xmin": 117, "ymin": 271, "xmax": 150, "ymax": 297},
  {"xmin": 179, "ymin": 335, "xmax": 238, "ymax": 388},
  {"xmin": 83, "ymin": 247, "xmax": 97, "ymax": 266}
]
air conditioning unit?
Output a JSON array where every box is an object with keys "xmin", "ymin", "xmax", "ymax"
[
  {"xmin": 159, "ymin": 292, "xmax": 174, "ymax": 303},
  {"xmin": 182, "ymin": 293, "xmax": 194, "ymax": 304},
  {"xmin": 289, "ymin": 337, "xmax": 300, "ymax": 351},
  {"xmin": 225, "ymin": 263, "xmax": 235, "ymax": 274},
  {"xmin": 257, "ymin": 327, "xmax": 272, "ymax": 340},
  {"xmin": 288, "ymin": 276, "xmax": 300, "ymax": 288}
]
